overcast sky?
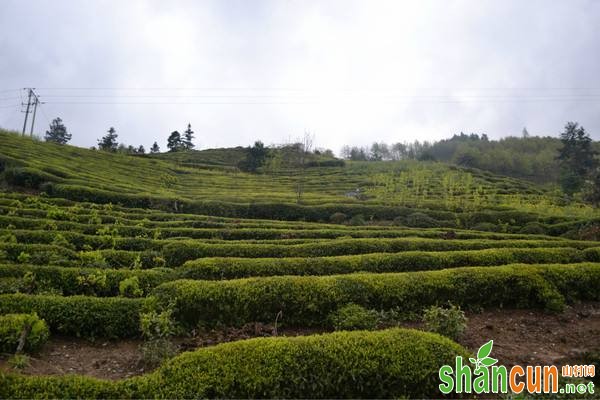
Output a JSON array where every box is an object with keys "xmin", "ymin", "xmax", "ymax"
[{"xmin": 1, "ymin": 0, "xmax": 600, "ymax": 153}]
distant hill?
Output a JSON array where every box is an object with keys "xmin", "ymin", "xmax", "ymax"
[
  {"xmin": 1, "ymin": 129, "xmax": 598, "ymax": 232},
  {"xmin": 420, "ymin": 133, "xmax": 600, "ymax": 184}
]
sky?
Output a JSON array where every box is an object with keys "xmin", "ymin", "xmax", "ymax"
[{"xmin": 1, "ymin": 0, "xmax": 600, "ymax": 154}]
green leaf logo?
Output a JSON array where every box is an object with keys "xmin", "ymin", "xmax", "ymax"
[
  {"xmin": 471, "ymin": 340, "xmax": 497, "ymax": 370},
  {"xmin": 477, "ymin": 340, "xmax": 493, "ymax": 359}
]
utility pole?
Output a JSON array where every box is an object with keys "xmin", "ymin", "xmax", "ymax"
[
  {"xmin": 29, "ymin": 96, "xmax": 39, "ymax": 137},
  {"xmin": 21, "ymin": 88, "xmax": 33, "ymax": 136}
]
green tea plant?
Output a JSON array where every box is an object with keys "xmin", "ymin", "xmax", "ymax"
[
  {"xmin": 119, "ymin": 276, "xmax": 143, "ymax": 298},
  {"xmin": 329, "ymin": 304, "xmax": 380, "ymax": 330},
  {"xmin": 139, "ymin": 308, "xmax": 177, "ymax": 367},
  {"xmin": 422, "ymin": 303, "xmax": 467, "ymax": 340},
  {"xmin": 16, "ymin": 252, "xmax": 30, "ymax": 264},
  {"xmin": 76, "ymin": 270, "xmax": 108, "ymax": 296}
]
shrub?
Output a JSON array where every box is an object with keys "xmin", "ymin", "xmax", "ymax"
[
  {"xmin": 471, "ymin": 222, "xmax": 500, "ymax": 232},
  {"xmin": 79, "ymin": 250, "xmax": 108, "ymax": 268},
  {"xmin": 348, "ymin": 214, "xmax": 366, "ymax": 226},
  {"xmin": 179, "ymin": 247, "xmax": 586, "ymax": 280},
  {"xmin": 405, "ymin": 212, "xmax": 439, "ymax": 228},
  {"xmin": 392, "ymin": 216, "xmax": 405, "ymax": 226},
  {"xmin": 0, "ymin": 264, "xmax": 174, "ymax": 297},
  {"xmin": 329, "ymin": 212, "xmax": 347, "ymax": 224},
  {"xmin": 16, "ymin": 251, "xmax": 30, "ymax": 264},
  {"xmin": 329, "ymin": 304, "xmax": 379, "ymax": 330},
  {"xmin": 139, "ymin": 308, "xmax": 177, "ymax": 367},
  {"xmin": 422, "ymin": 303, "xmax": 467, "ymax": 340},
  {"xmin": 164, "ymin": 238, "xmax": 597, "ymax": 267},
  {"xmin": 76, "ymin": 270, "xmax": 108, "ymax": 296},
  {"xmin": 151, "ymin": 263, "xmax": 600, "ymax": 329},
  {"xmin": 119, "ymin": 276, "xmax": 143, "ymax": 298},
  {"xmin": 3, "ymin": 167, "xmax": 57, "ymax": 189},
  {"xmin": 519, "ymin": 222, "xmax": 548, "ymax": 235},
  {"xmin": 0, "ymin": 294, "xmax": 143, "ymax": 338},
  {"xmin": 0, "ymin": 328, "xmax": 469, "ymax": 399},
  {"xmin": 0, "ymin": 313, "xmax": 49, "ymax": 353}
]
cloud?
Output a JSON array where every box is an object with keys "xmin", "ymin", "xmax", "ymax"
[{"xmin": 1, "ymin": 0, "xmax": 599, "ymax": 153}]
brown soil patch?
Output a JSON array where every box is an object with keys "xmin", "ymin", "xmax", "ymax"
[
  {"xmin": 1, "ymin": 302, "xmax": 598, "ymax": 380},
  {"xmin": 0, "ymin": 337, "xmax": 145, "ymax": 380},
  {"xmin": 457, "ymin": 302, "xmax": 600, "ymax": 368}
]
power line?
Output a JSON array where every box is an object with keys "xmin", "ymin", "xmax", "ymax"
[{"xmin": 32, "ymin": 86, "xmax": 600, "ymax": 91}]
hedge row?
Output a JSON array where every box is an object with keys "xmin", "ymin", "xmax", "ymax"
[
  {"xmin": 163, "ymin": 238, "xmax": 598, "ymax": 266},
  {"xmin": 4, "ymin": 229, "xmax": 161, "ymax": 252},
  {"xmin": 1, "ymin": 201, "xmax": 569, "ymax": 235},
  {"xmin": 1, "ymin": 213, "xmax": 561, "ymax": 242},
  {"xmin": 3, "ymin": 167, "xmax": 64, "ymax": 189},
  {"xmin": 179, "ymin": 247, "xmax": 590, "ymax": 279},
  {"xmin": 0, "ymin": 243, "xmax": 77, "ymax": 266},
  {"xmin": 45, "ymin": 182, "xmax": 557, "ymax": 227},
  {"xmin": 0, "ymin": 243, "xmax": 169, "ymax": 269},
  {"xmin": 1, "ymin": 247, "xmax": 591, "ymax": 295},
  {"xmin": 0, "ymin": 264, "xmax": 174, "ymax": 296},
  {"xmin": 0, "ymin": 294, "xmax": 143, "ymax": 338},
  {"xmin": 153, "ymin": 263, "xmax": 600, "ymax": 328},
  {"xmin": 0, "ymin": 328, "xmax": 468, "ymax": 399}
]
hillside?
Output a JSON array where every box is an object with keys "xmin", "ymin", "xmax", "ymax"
[
  {"xmin": 1, "ymin": 131, "xmax": 597, "ymax": 233},
  {"xmin": 1, "ymin": 130, "xmax": 599, "ymax": 397}
]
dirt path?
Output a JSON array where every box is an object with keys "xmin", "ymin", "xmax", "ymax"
[{"xmin": 1, "ymin": 302, "xmax": 598, "ymax": 380}]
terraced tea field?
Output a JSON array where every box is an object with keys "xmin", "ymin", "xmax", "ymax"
[{"xmin": 0, "ymin": 132, "xmax": 599, "ymax": 398}]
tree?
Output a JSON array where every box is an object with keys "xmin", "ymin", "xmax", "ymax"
[
  {"xmin": 136, "ymin": 145, "xmax": 145, "ymax": 154},
  {"xmin": 292, "ymin": 132, "xmax": 314, "ymax": 204},
  {"xmin": 349, "ymin": 146, "xmax": 368, "ymax": 161},
  {"xmin": 558, "ymin": 122, "xmax": 597, "ymax": 196},
  {"xmin": 370, "ymin": 142, "xmax": 390, "ymax": 161},
  {"xmin": 44, "ymin": 118, "xmax": 71, "ymax": 144},
  {"xmin": 167, "ymin": 131, "xmax": 183, "ymax": 152},
  {"xmin": 150, "ymin": 142, "xmax": 160, "ymax": 154},
  {"xmin": 390, "ymin": 143, "xmax": 407, "ymax": 160},
  {"xmin": 238, "ymin": 141, "xmax": 269, "ymax": 172},
  {"xmin": 183, "ymin": 123, "xmax": 195, "ymax": 150},
  {"xmin": 98, "ymin": 127, "xmax": 118, "ymax": 152},
  {"xmin": 522, "ymin": 127, "xmax": 530, "ymax": 138}
]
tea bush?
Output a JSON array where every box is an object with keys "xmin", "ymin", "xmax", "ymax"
[
  {"xmin": 163, "ymin": 238, "xmax": 597, "ymax": 266},
  {"xmin": 0, "ymin": 328, "xmax": 469, "ymax": 399},
  {"xmin": 0, "ymin": 294, "xmax": 143, "ymax": 338},
  {"xmin": 329, "ymin": 304, "xmax": 379, "ymax": 330},
  {"xmin": 0, "ymin": 313, "xmax": 49, "ymax": 353},
  {"xmin": 151, "ymin": 263, "xmax": 600, "ymax": 328},
  {"xmin": 179, "ymin": 247, "xmax": 586, "ymax": 279},
  {"xmin": 422, "ymin": 303, "xmax": 467, "ymax": 340}
]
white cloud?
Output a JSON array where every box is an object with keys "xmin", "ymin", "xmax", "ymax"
[{"xmin": 1, "ymin": 0, "xmax": 599, "ymax": 153}]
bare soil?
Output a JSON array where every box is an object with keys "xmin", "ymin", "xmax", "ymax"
[{"xmin": 1, "ymin": 302, "xmax": 598, "ymax": 380}]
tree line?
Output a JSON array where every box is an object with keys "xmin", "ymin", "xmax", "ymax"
[{"xmin": 43, "ymin": 118, "xmax": 197, "ymax": 155}]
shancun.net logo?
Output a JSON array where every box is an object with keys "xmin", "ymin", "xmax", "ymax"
[{"xmin": 439, "ymin": 340, "xmax": 596, "ymax": 395}]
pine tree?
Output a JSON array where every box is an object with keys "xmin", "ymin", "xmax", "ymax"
[
  {"xmin": 183, "ymin": 123, "xmax": 195, "ymax": 150},
  {"xmin": 44, "ymin": 118, "xmax": 71, "ymax": 144},
  {"xmin": 98, "ymin": 127, "xmax": 119, "ymax": 152},
  {"xmin": 558, "ymin": 122, "xmax": 597, "ymax": 195},
  {"xmin": 150, "ymin": 142, "xmax": 160, "ymax": 154},
  {"xmin": 167, "ymin": 131, "xmax": 183, "ymax": 152}
]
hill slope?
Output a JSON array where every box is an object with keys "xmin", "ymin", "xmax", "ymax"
[{"xmin": 0, "ymin": 131, "xmax": 597, "ymax": 232}]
